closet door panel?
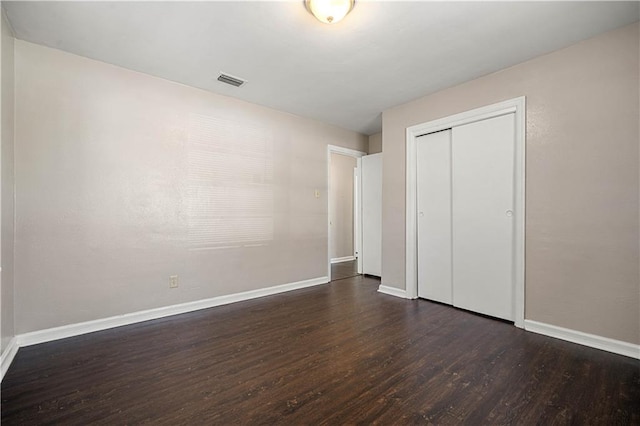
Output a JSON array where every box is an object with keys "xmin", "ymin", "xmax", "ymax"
[
  {"xmin": 416, "ymin": 130, "xmax": 453, "ymax": 304},
  {"xmin": 452, "ymin": 114, "xmax": 515, "ymax": 320}
]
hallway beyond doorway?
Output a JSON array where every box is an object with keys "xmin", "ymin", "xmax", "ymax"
[{"xmin": 331, "ymin": 260, "xmax": 359, "ymax": 281}]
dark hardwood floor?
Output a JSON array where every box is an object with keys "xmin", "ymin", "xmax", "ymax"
[
  {"xmin": 331, "ymin": 259, "xmax": 359, "ymax": 281},
  {"xmin": 2, "ymin": 275, "xmax": 639, "ymax": 425}
]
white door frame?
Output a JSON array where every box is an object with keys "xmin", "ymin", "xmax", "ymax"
[
  {"xmin": 405, "ymin": 97, "xmax": 526, "ymax": 328},
  {"xmin": 353, "ymin": 167, "xmax": 362, "ymax": 274},
  {"xmin": 327, "ymin": 145, "xmax": 367, "ymax": 281}
]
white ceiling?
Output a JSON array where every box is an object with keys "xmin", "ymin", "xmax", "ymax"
[{"xmin": 4, "ymin": 1, "xmax": 639, "ymax": 135}]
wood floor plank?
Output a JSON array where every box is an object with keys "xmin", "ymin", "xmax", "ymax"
[{"xmin": 2, "ymin": 276, "xmax": 639, "ymax": 424}]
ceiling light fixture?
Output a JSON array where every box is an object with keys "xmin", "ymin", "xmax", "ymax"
[{"xmin": 305, "ymin": 0, "xmax": 354, "ymax": 24}]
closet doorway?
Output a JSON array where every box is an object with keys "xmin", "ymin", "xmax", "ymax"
[{"xmin": 405, "ymin": 97, "xmax": 526, "ymax": 327}]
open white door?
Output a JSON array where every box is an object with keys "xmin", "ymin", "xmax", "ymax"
[{"xmin": 361, "ymin": 153, "xmax": 382, "ymax": 277}]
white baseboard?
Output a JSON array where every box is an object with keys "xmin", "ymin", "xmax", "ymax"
[
  {"xmin": 1, "ymin": 337, "xmax": 19, "ymax": 381},
  {"xmin": 377, "ymin": 285, "xmax": 408, "ymax": 299},
  {"xmin": 17, "ymin": 276, "xmax": 329, "ymax": 348},
  {"xmin": 524, "ymin": 320, "xmax": 640, "ymax": 360},
  {"xmin": 330, "ymin": 256, "xmax": 356, "ymax": 264}
]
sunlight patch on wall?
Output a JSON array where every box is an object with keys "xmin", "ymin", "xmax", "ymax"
[{"xmin": 187, "ymin": 113, "xmax": 274, "ymax": 249}]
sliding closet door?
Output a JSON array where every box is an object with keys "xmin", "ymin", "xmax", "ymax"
[
  {"xmin": 416, "ymin": 130, "xmax": 452, "ymax": 304},
  {"xmin": 451, "ymin": 113, "xmax": 515, "ymax": 321}
]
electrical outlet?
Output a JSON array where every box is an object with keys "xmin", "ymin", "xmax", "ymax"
[{"xmin": 169, "ymin": 275, "xmax": 179, "ymax": 288}]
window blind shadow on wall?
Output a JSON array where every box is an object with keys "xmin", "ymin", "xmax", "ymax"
[{"xmin": 187, "ymin": 114, "xmax": 274, "ymax": 250}]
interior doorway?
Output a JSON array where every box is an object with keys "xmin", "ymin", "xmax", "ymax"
[{"xmin": 327, "ymin": 145, "xmax": 366, "ymax": 282}]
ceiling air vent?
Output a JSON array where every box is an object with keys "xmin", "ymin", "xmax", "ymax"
[{"xmin": 217, "ymin": 72, "xmax": 246, "ymax": 87}]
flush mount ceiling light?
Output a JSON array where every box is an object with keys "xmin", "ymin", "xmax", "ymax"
[{"xmin": 305, "ymin": 0, "xmax": 355, "ymax": 24}]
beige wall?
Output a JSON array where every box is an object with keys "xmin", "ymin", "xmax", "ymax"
[
  {"xmin": 330, "ymin": 153, "xmax": 356, "ymax": 260},
  {"xmin": 382, "ymin": 23, "xmax": 639, "ymax": 344},
  {"xmin": 14, "ymin": 40, "xmax": 367, "ymax": 334},
  {"xmin": 1, "ymin": 10, "xmax": 15, "ymax": 354},
  {"xmin": 368, "ymin": 133, "xmax": 382, "ymax": 154}
]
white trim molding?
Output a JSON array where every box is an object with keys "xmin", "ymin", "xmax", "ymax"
[
  {"xmin": 378, "ymin": 285, "xmax": 408, "ymax": 299},
  {"xmin": 405, "ymin": 97, "xmax": 526, "ymax": 328},
  {"xmin": 525, "ymin": 320, "xmax": 640, "ymax": 360},
  {"xmin": 1, "ymin": 337, "xmax": 19, "ymax": 381},
  {"xmin": 331, "ymin": 256, "xmax": 356, "ymax": 264},
  {"xmin": 327, "ymin": 145, "xmax": 367, "ymax": 158},
  {"xmin": 17, "ymin": 276, "xmax": 328, "ymax": 348}
]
